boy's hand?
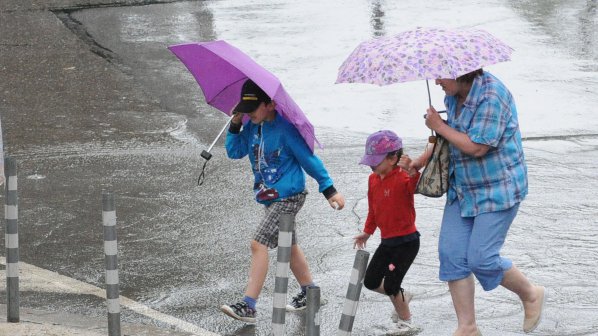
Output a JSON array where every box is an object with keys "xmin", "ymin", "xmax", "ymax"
[
  {"xmin": 231, "ymin": 112, "xmax": 243, "ymax": 125},
  {"xmin": 328, "ymin": 192, "xmax": 345, "ymax": 210},
  {"xmin": 353, "ymin": 232, "xmax": 371, "ymax": 249}
]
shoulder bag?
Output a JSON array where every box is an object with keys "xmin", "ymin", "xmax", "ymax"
[{"xmin": 415, "ymin": 133, "xmax": 449, "ymax": 197}]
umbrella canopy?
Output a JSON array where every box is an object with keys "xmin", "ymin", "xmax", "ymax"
[
  {"xmin": 336, "ymin": 27, "xmax": 513, "ymax": 86},
  {"xmin": 168, "ymin": 40, "xmax": 320, "ymax": 152}
]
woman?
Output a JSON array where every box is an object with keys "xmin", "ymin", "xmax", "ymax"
[{"xmin": 420, "ymin": 69, "xmax": 546, "ymax": 336}]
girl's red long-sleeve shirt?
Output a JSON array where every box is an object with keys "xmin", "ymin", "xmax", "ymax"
[{"xmin": 364, "ymin": 167, "xmax": 420, "ymax": 238}]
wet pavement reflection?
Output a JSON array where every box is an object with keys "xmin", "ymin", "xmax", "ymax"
[{"xmin": 509, "ymin": 0, "xmax": 597, "ymax": 69}]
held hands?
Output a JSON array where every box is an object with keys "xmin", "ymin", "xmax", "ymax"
[
  {"xmin": 328, "ymin": 192, "xmax": 346, "ymax": 210},
  {"xmin": 409, "ymin": 141, "xmax": 434, "ymax": 172},
  {"xmin": 353, "ymin": 232, "xmax": 371, "ymax": 249},
  {"xmin": 398, "ymin": 154, "xmax": 412, "ymax": 171},
  {"xmin": 399, "ymin": 154, "xmax": 418, "ymax": 176}
]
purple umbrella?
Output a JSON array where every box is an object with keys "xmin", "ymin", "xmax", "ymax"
[{"xmin": 168, "ymin": 40, "xmax": 320, "ymax": 153}]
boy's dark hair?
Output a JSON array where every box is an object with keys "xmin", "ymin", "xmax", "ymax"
[{"xmin": 456, "ymin": 69, "xmax": 484, "ymax": 84}]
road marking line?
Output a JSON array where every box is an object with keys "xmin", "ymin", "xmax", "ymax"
[{"xmin": 0, "ymin": 257, "xmax": 219, "ymax": 335}]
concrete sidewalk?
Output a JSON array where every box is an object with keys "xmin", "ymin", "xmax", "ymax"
[
  {"xmin": 0, "ymin": 304, "xmax": 197, "ymax": 336},
  {"xmin": 0, "ymin": 257, "xmax": 219, "ymax": 335}
]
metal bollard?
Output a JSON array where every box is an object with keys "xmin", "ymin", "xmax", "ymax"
[
  {"xmin": 5, "ymin": 157, "xmax": 19, "ymax": 322},
  {"xmin": 271, "ymin": 213, "xmax": 295, "ymax": 336},
  {"xmin": 337, "ymin": 250, "xmax": 370, "ymax": 336},
  {"xmin": 102, "ymin": 191, "xmax": 121, "ymax": 336},
  {"xmin": 306, "ymin": 286, "xmax": 321, "ymax": 336}
]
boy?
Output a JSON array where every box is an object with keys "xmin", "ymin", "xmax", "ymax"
[
  {"xmin": 353, "ymin": 130, "xmax": 422, "ymax": 335},
  {"xmin": 220, "ymin": 79, "xmax": 345, "ymax": 323}
]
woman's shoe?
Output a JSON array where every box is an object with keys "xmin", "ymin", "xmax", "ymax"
[{"xmin": 523, "ymin": 286, "xmax": 547, "ymax": 333}]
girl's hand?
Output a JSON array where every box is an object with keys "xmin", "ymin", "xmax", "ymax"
[
  {"xmin": 398, "ymin": 154, "xmax": 412, "ymax": 171},
  {"xmin": 353, "ymin": 232, "xmax": 371, "ymax": 249}
]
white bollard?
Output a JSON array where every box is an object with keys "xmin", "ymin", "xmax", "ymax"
[{"xmin": 103, "ymin": 191, "xmax": 121, "ymax": 336}]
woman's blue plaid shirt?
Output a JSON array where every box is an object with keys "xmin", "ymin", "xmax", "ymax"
[{"xmin": 445, "ymin": 72, "xmax": 528, "ymax": 217}]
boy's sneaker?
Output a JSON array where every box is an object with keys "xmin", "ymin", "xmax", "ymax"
[
  {"xmin": 286, "ymin": 291, "xmax": 307, "ymax": 311},
  {"xmin": 220, "ymin": 301, "xmax": 256, "ymax": 324},
  {"xmin": 387, "ymin": 319, "xmax": 420, "ymax": 336}
]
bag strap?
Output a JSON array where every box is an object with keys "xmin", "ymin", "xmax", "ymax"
[{"xmin": 425, "ymin": 133, "xmax": 438, "ymax": 165}]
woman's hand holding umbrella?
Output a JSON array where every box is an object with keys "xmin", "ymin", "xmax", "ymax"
[
  {"xmin": 426, "ymin": 106, "xmax": 492, "ymax": 158},
  {"xmin": 425, "ymin": 106, "xmax": 446, "ymax": 133}
]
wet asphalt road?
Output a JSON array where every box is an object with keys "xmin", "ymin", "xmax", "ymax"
[{"xmin": 1, "ymin": 1, "xmax": 598, "ymax": 335}]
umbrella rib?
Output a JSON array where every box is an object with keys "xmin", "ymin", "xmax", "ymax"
[
  {"xmin": 438, "ymin": 41, "xmax": 456, "ymax": 79},
  {"xmin": 206, "ymin": 76, "xmax": 248, "ymax": 108}
]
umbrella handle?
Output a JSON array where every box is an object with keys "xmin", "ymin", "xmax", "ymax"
[
  {"xmin": 426, "ymin": 80, "xmax": 433, "ymax": 137},
  {"xmin": 197, "ymin": 115, "xmax": 235, "ymax": 186},
  {"xmin": 422, "ymin": 110, "xmax": 447, "ymax": 119},
  {"xmin": 205, "ymin": 115, "xmax": 235, "ymax": 154},
  {"xmin": 426, "ymin": 80, "xmax": 432, "ymax": 107},
  {"xmin": 422, "ymin": 110, "xmax": 447, "ymax": 137}
]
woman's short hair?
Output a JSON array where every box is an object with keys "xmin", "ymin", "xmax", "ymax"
[{"xmin": 456, "ymin": 69, "xmax": 484, "ymax": 84}]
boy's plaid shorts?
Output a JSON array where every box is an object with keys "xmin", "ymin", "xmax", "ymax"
[{"xmin": 254, "ymin": 191, "xmax": 307, "ymax": 249}]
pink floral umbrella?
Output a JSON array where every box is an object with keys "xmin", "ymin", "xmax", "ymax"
[{"xmin": 336, "ymin": 27, "xmax": 513, "ymax": 104}]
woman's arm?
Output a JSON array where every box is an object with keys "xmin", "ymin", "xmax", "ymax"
[
  {"xmin": 410, "ymin": 141, "xmax": 434, "ymax": 171},
  {"xmin": 425, "ymin": 107, "xmax": 490, "ymax": 157}
]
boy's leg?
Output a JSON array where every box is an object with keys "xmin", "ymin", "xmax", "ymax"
[
  {"xmin": 220, "ymin": 239, "xmax": 268, "ymax": 323},
  {"xmin": 289, "ymin": 244, "xmax": 313, "ymax": 286},
  {"xmin": 244, "ymin": 239, "xmax": 270, "ymax": 299},
  {"xmin": 285, "ymin": 244, "xmax": 315, "ymax": 311},
  {"xmin": 221, "ymin": 203, "xmax": 279, "ymax": 323},
  {"xmin": 245, "ymin": 195, "xmax": 302, "ymax": 300}
]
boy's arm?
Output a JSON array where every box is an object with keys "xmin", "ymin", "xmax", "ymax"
[
  {"xmin": 286, "ymin": 126, "xmax": 344, "ymax": 209},
  {"xmin": 225, "ymin": 116, "xmax": 249, "ymax": 159}
]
